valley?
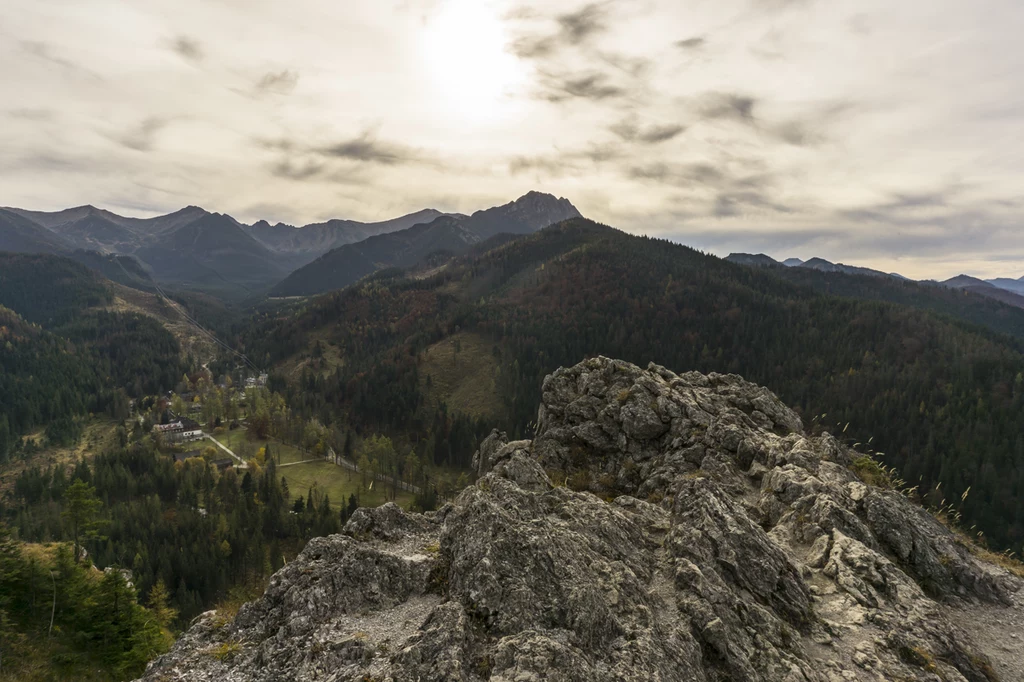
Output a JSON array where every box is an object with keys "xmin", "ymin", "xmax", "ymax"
[{"xmin": 3, "ymin": 193, "xmax": 1024, "ymax": 682}]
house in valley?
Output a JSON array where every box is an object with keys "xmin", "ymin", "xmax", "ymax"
[{"xmin": 154, "ymin": 417, "xmax": 204, "ymax": 443}]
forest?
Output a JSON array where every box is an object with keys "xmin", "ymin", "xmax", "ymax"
[
  {"xmin": 239, "ymin": 220, "xmax": 1024, "ymax": 556},
  {"xmin": 0, "ymin": 253, "xmax": 186, "ymax": 462}
]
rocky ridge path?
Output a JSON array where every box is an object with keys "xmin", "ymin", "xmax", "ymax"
[{"xmin": 138, "ymin": 357, "xmax": 1023, "ymax": 681}]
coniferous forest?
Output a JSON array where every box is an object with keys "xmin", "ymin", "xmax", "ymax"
[{"xmin": 241, "ymin": 220, "xmax": 1024, "ymax": 556}]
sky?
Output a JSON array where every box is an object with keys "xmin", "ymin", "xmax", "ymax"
[{"xmin": 1, "ymin": 0, "xmax": 1022, "ymax": 280}]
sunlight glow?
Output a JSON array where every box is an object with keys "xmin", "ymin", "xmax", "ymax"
[{"xmin": 422, "ymin": 0, "xmax": 526, "ymax": 124}]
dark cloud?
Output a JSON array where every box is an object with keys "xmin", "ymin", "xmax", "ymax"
[
  {"xmin": 315, "ymin": 130, "xmax": 420, "ymax": 165},
  {"xmin": 542, "ymin": 72, "xmax": 624, "ymax": 102},
  {"xmin": 557, "ymin": 3, "xmax": 609, "ymax": 44},
  {"xmin": 698, "ymin": 93, "xmax": 758, "ymax": 123},
  {"xmin": 838, "ymin": 189, "xmax": 956, "ymax": 223},
  {"xmin": 171, "ymin": 36, "xmax": 204, "ymax": 63},
  {"xmin": 628, "ymin": 162, "xmax": 726, "ymax": 185},
  {"xmin": 255, "ymin": 70, "xmax": 300, "ymax": 95},
  {"xmin": 509, "ymin": 142, "xmax": 625, "ymax": 176},
  {"xmin": 714, "ymin": 190, "xmax": 792, "ymax": 217},
  {"xmin": 771, "ymin": 120, "xmax": 824, "ymax": 146},
  {"xmin": 271, "ymin": 159, "xmax": 326, "ymax": 180},
  {"xmin": 676, "ymin": 36, "xmax": 706, "ymax": 50},
  {"xmin": 113, "ymin": 117, "xmax": 170, "ymax": 152},
  {"xmin": 611, "ymin": 118, "xmax": 686, "ymax": 144},
  {"xmin": 597, "ymin": 51, "xmax": 652, "ymax": 79},
  {"xmin": 510, "ymin": 2, "xmax": 611, "ymax": 60},
  {"xmin": 512, "ymin": 34, "xmax": 557, "ymax": 59}
]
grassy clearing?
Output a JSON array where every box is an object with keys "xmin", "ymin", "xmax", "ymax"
[
  {"xmin": 211, "ymin": 427, "xmax": 411, "ymax": 508},
  {"xmin": 419, "ymin": 332, "xmax": 502, "ymax": 419},
  {"xmin": 279, "ymin": 461, "xmax": 413, "ymax": 509},
  {"xmin": 211, "ymin": 429, "xmax": 311, "ymax": 465},
  {"xmin": 0, "ymin": 419, "xmax": 120, "ymax": 494},
  {"xmin": 108, "ymin": 283, "xmax": 217, "ymax": 362}
]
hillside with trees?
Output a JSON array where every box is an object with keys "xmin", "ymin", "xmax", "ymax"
[
  {"xmin": 0, "ymin": 255, "xmax": 187, "ymax": 463},
  {"xmin": 239, "ymin": 219, "xmax": 1024, "ymax": 556}
]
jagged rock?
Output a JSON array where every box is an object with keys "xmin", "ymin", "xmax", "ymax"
[{"xmin": 138, "ymin": 357, "xmax": 1023, "ymax": 682}]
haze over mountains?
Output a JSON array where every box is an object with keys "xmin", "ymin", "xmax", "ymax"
[
  {"xmin": 0, "ymin": 192, "xmax": 580, "ymax": 300},
  {"xmin": 726, "ymin": 252, "xmax": 1024, "ymax": 309}
]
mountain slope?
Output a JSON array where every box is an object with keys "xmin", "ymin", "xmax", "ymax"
[
  {"xmin": 800, "ymin": 256, "xmax": 897, "ymax": 278},
  {"xmin": 0, "ymin": 251, "xmax": 212, "ymax": 362},
  {"xmin": 0, "ymin": 208, "xmax": 70, "ymax": 254},
  {"xmin": 269, "ymin": 192, "xmax": 581, "ymax": 297},
  {"xmin": 989, "ymin": 276, "xmax": 1024, "ymax": 296},
  {"xmin": 269, "ymin": 216, "xmax": 482, "ymax": 296},
  {"xmin": 938, "ymin": 275, "xmax": 1024, "ymax": 309},
  {"xmin": 724, "ymin": 252, "xmax": 778, "ymax": 267},
  {"xmin": 135, "ymin": 213, "xmax": 289, "ymax": 294},
  {"xmin": 727, "ymin": 255, "xmax": 1024, "ymax": 340},
  {"xmin": 139, "ymin": 357, "xmax": 1024, "ymax": 682},
  {"xmin": 247, "ymin": 208, "xmax": 447, "ymax": 263},
  {"xmin": 246, "ymin": 219, "xmax": 1024, "ymax": 557}
]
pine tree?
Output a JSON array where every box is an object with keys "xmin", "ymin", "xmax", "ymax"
[{"xmin": 61, "ymin": 480, "xmax": 102, "ymax": 563}]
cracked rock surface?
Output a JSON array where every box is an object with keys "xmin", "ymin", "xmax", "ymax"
[{"xmin": 138, "ymin": 357, "xmax": 1023, "ymax": 682}]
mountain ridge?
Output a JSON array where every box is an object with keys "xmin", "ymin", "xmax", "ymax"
[{"xmin": 269, "ymin": 191, "xmax": 582, "ymax": 297}]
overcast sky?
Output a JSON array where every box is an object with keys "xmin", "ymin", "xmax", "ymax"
[{"xmin": 2, "ymin": 0, "xmax": 1022, "ymax": 279}]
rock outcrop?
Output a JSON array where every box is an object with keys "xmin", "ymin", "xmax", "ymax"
[{"xmin": 138, "ymin": 357, "xmax": 1023, "ymax": 682}]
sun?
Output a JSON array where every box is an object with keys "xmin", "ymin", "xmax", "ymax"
[{"xmin": 422, "ymin": 0, "xmax": 526, "ymax": 124}]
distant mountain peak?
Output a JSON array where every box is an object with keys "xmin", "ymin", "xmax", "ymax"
[
  {"xmin": 725, "ymin": 253, "xmax": 778, "ymax": 267},
  {"xmin": 942, "ymin": 274, "xmax": 995, "ymax": 289}
]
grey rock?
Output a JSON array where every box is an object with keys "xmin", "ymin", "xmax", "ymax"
[{"xmin": 138, "ymin": 357, "xmax": 1023, "ymax": 682}]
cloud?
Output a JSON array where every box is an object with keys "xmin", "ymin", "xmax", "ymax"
[
  {"xmin": 21, "ymin": 41, "xmax": 101, "ymax": 80},
  {"xmin": 271, "ymin": 159, "xmax": 326, "ymax": 180},
  {"xmin": 5, "ymin": 108, "xmax": 54, "ymax": 122},
  {"xmin": 112, "ymin": 117, "xmax": 170, "ymax": 152},
  {"xmin": 509, "ymin": 142, "xmax": 625, "ymax": 176},
  {"xmin": 541, "ymin": 72, "xmax": 624, "ymax": 102},
  {"xmin": 510, "ymin": 2, "xmax": 611, "ymax": 60},
  {"xmin": 311, "ymin": 130, "xmax": 424, "ymax": 166},
  {"xmin": 611, "ymin": 118, "xmax": 685, "ymax": 144},
  {"xmin": 171, "ymin": 36, "xmax": 204, "ymax": 63},
  {"xmin": 512, "ymin": 34, "xmax": 557, "ymax": 59},
  {"xmin": 714, "ymin": 190, "xmax": 792, "ymax": 217},
  {"xmin": 697, "ymin": 92, "xmax": 758, "ymax": 123},
  {"xmin": 254, "ymin": 70, "xmax": 300, "ymax": 95},
  {"xmin": 557, "ymin": 3, "xmax": 609, "ymax": 44},
  {"xmin": 676, "ymin": 36, "xmax": 707, "ymax": 50},
  {"xmin": 628, "ymin": 162, "xmax": 726, "ymax": 185}
]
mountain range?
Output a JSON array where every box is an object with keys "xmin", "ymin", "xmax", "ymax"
[
  {"xmin": 726, "ymin": 252, "xmax": 1024, "ymax": 309},
  {"xmin": 0, "ymin": 192, "xmax": 581, "ymax": 300},
  {"xmin": 270, "ymin": 191, "xmax": 582, "ymax": 296}
]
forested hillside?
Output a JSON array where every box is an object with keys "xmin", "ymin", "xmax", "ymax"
[
  {"xmin": 0, "ymin": 254, "xmax": 186, "ymax": 460},
  {"xmin": 241, "ymin": 219, "xmax": 1024, "ymax": 556},
  {"xmin": 748, "ymin": 261, "xmax": 1024, "ymax": 341},
  {"xmin": 0, "ymin": 252, "xmax": 113, "ymax": 326}
]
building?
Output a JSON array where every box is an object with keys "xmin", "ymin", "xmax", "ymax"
[
  {"xmin": 212, "ymin": 458, "xmax": 235, "ymax": 470},
  {"xmin": 154, "ymin": 417, "xmax": 203, "ymax": 443}
]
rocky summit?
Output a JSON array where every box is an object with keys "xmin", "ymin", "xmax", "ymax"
[{"xmin": 137, "ymin": 358, "xmax": 1024, "ymax": 682}]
